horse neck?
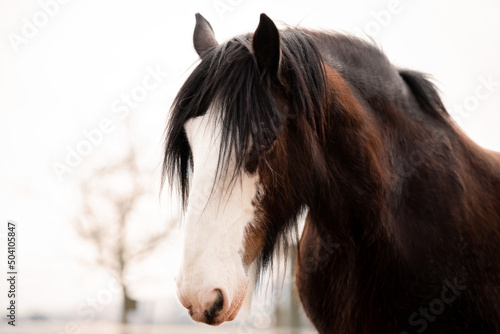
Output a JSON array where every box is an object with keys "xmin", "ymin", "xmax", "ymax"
[
  {"xmin": 309, "ymin": 34, "xmax": 446, "ymax": 244},
  {"xmin": 306, "ymin": 66, "xmax": 391, "ymax": 244},
  {"xmin": 313, "ymin": 34, "xmax": 500, "ymax": 250}
]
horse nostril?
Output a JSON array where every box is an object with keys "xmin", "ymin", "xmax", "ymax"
[{"xmin": 203, "ymin": 288, "xmax": 224, "ymax": 324}]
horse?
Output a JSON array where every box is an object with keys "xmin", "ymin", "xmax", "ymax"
[{"xmin": 163, "ymin": 13, "xmax": 500, "ymax": 333}]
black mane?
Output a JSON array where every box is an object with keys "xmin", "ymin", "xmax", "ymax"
[
  {"xmin": 162, "ymin": 28, "xmax": 454, "ymax": 274},
  {"xmin": 162, "ymin": 29, "xmax": 328, "ymax": 209}
]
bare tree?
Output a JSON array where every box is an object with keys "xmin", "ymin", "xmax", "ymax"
[{"xmin": 75, "ymin": 143, "xmax": 170, "ymax": 324}]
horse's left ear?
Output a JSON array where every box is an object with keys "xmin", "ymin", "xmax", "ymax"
[
  {"xmin": 252, "ymin": 14, "xmax": 281, "ymax": 75},
  {"xmin": 193, "ymin": 13, "xmax": 218, "ymax": 57}
]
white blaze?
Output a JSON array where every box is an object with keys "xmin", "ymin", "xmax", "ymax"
[{"xmin": 176, "ymin": 110, "xmax": 258, "ymax": 320}]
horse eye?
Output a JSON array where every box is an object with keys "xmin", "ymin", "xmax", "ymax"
[
  {"xmin": 244, "ymin": 140, "xmax": 276, "ymax": 174},
  {"xmin": 260, "ymin": 140, "xmax": 276, "ymax": 152}
]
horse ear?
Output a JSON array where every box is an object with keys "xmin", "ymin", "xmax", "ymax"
[
  {"xmin": 252, "ymin": 14, "xmax": 281, "ymax": 75},
  {"xmin": 193, "ymin": 13, "xmax": 218, "ymax": 57}
]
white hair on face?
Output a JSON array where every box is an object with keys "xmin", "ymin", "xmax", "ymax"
[{"xmin": 176, "ymin": 107, "xmax": 260, "ymax": 322}]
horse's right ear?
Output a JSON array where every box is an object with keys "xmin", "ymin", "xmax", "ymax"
[
  {"xmin": 252, "ymin": 13, "xmax": 281, "ymax": 76},
  {"xmin": 193, "ymin": 13, "xmax": 218, "ymax": 57}
]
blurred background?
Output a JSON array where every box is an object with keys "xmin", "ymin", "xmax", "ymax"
[{"xmin": 1, "ymin": 0, "xmax": 499, "ymax": 333}]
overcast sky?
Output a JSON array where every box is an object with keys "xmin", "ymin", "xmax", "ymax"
[{"xmin": 1, "ymin": 0, "xmax": 499, "ymax": 330}]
